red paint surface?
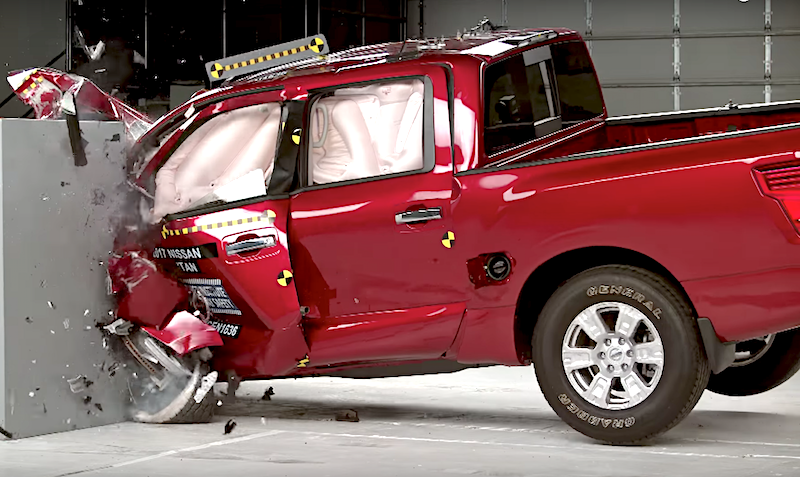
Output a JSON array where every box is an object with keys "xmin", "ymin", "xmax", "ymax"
[
  {"xmin": 303, "ymin": 303, "xmax": 466, "ymax": 366},
  {"xmin": 112, "ymin": 29, "xmax": 800, "ymax": 380},
  {"xmin": 158, "ymin": 198, "xmax": 310, "ymax": 377},
  {"xmin": 142, "ymin": 311, "xmax": 223, "ymax": 356},
  {"xmin": 108, "ymin": 251, "xmax": 188, "ymax": 329},
  {"xmin": 449, "ymin": 306, "xmax": 520, "ymax": 365},
  {"xmin": 8, "ymin": 68, "xmax": 150, "ymax": 130}
]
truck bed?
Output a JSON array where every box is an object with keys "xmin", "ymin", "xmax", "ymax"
[{"xmin": 534, "ymin": 100, "xmax": 800, "ymax": 162}]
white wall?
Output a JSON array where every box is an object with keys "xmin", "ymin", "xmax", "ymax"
[{"xmin": 410, "ymin": 0, "xmax": 800, "ymax": 115}]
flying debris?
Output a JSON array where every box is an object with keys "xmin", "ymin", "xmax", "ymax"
[{"xmin": 223, "ymin": 419, "xmax": 237, "ymax": 435}]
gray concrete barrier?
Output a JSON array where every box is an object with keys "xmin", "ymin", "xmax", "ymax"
[{"xmin": 0, "ymin": 119, "xmax": 130, "ymax": 439}]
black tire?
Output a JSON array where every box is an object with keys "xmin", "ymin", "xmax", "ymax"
[
  {"xmin": 532, "ymin": 265, "xmax": 710, "ymax": 444},
  {"xmin": 707, "ymin": 328, "xmax": 800, "ymax": 396}
]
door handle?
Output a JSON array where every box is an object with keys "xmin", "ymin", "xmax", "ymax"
[
  {"xmin": 225, "ymin": 236, "xmax": 276, "ymax": 256},
  {"xmin": 395, "ymin": 207, "xmax": 443, "ymax": 225}
]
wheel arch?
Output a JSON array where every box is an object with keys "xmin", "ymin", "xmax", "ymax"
[{"xmin": 514, "ymin": 246, "xmax": 696, "ymax": 363}]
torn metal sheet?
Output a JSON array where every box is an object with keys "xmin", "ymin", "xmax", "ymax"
[{"xmin": 6, "ymin": 68, "xmax": 152, "ymax": 142}]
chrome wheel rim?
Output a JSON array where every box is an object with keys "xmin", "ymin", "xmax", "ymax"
[
  {"xmin": 730, "ymin": 334, "xmax": 775, "ymax": 367},
  {"xmin": 562, "ymin": 302, "xmax": 665, "ymax": 410}
]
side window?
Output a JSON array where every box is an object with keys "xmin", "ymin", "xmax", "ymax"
[
  {"xmin": 308, "ymin": 78, "xmax": 425, "ymax": 185},
  {"xmin": 484, "ymin": 48, "xmax": 560, "ymax": 155},
  {"xmin": 551, "ymin": 41, "xmax": 604, "ymax": 125},
  {"xmin": 151, "ymin": 102, "xmax": 282, "ymax": 221}
]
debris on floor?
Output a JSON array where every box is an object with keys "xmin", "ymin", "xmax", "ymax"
[
  {"xmin": 0, "ymin": 425, "xmax": 12, "ymax": 439},
  {"xmin": 224, "ymin": 419, "xmax": 237, "ymax": 435},
  {"xmin": 261, "ymin": 386, "xmax": 275, "ymax": 401},
  {"xmin": 335, "ymin": 409, "xmax": 360, "ymax": 423}
]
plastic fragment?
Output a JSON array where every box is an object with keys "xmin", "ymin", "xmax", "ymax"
[
  {"xmin": 67, "ymin": 375, "xmax": 92, "ymax": 393},
  {"xmin": 261, "ymin": 386, "xmax": 275, "ymax": 401},
  {"xmin": 47, "ymin": 301, "xmax": 55, "ymax": 309},
  {"xmin": 224, "ymin": 419, "xmax": 237, "ymax": 435},
  {"xmin": 194, "ymin": 371, "xmax": 218, "ymax": 403},
  {"xmin": 335, "ymin": 409, "xmax": 360, "ymax": 422},
  {"xmin": 103, "ymin": 318, "xmax": 132, "ymax": 336},
  {"xmin": 84, "ymin": 309, "xmax": 90, "ymax": 316},
  {"xmin": 63, "ymin": 318, "xmax": 70, "ymax": 329},
  {"xmin": 28, "ymin": 392, "xmax": 34, "ymax": 398}
]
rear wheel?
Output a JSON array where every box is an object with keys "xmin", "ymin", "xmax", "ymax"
[
  {"xmin": 123, "ymin": 331, "xmax": 217, "ymax": 424},
  {"xmin": 532, "ymin": 265, "xmax": 710, "ymax": 444},
  {"xmin": 707, "ymin": 329, "xmax": 800, "ymax": 396}
]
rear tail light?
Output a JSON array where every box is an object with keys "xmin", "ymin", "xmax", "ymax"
[{"xmin": 755, "ymin": 161, "xmax": 800, "ymax": 234}]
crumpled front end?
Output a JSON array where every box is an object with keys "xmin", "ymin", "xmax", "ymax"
[
  {"xmin": 7, "ymin": 68, "xmax": 153, "ymax": 143},
  {"xmin": 107, "ymin": 250, "xmax": 223, "ymax": 355}
]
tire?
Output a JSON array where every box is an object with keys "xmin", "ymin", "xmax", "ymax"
[
  {"xmin": 132, "ymin": 361, "xmax": 216, "ymax": 424},
  {"xmin": 532, "ymin": 265, "xmax": 710, "ymax": 444},
  {"xmin": 124, "ymin": 332, "xmax": 216, "ymax": 424},
  {"xmin": 707, "ymin": 328, "xmax": 800, "ymax": 397}
]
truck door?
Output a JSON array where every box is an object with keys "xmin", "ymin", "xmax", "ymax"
[
  {"xmin": 288, "ymin": 65, "xmax": 467, "ymax": 366},
  {"xmin": 150, "ymin": 90, "xmax": 309, "ymax": 377}
]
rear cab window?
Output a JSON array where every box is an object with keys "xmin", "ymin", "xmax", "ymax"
[
  {"xmin": 306, "ymin": 77, "xmax": 432, "ymax": 187},
  {"xmin": 483, "ymin": 40, "xmax": 604, "ymax": 156}
]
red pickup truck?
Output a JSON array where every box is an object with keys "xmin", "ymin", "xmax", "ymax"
[{"xmin": 15, "ymin": 27, "xmax": 800, "ymax": 444}]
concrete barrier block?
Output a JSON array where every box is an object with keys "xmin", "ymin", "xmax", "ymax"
[{"xmin": 0, "ymin": 119, "xmax": 130, "ymax": 439}]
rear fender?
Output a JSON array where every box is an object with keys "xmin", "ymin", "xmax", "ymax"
[{"xmin": 142, "ymin": 311, "xmax": 224, "ymax": 356}]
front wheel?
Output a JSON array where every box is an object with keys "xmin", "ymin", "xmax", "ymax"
[
  {"xmin": 532, "ymin": 265, "xmax": 710, "ymax": 444},
  {"xmin": 123, "ymin": 331, "xmax": 217, "ymax": 424}
]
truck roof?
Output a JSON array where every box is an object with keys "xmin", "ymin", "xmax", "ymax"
[
  {"xmin": 140, "ymin": 27, "xmax": 581, "ymax": 154},
  {"xmin": 225, "ymin": 27, "xmax": 580, "ymax": 86}
]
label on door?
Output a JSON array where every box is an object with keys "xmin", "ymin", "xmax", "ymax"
[{"xmin": 180, "ymin": 277, "xmax": 242, "ymax": 316}]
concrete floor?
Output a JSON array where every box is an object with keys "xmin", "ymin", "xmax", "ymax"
[{"xmin": 2, "ymin": 366, "xmax": 800, "ymax": 477}]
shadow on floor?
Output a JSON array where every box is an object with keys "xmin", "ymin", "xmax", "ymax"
[
  {"xmin": 218, "ymin": 395, "xmax": 800, "ymax": 447},
  {"xmin": 218, "ymin": 395, "xmax": 564, "ymax": 428}
]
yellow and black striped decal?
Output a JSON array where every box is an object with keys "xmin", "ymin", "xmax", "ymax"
[
  {"xmin": 277, "ymin": 270, "xmax": 293, "ymax": 287},
  {"xmin": 22, "ymin": 74, "xmax": 44, "ymax": 96},
  {"xmin": 297, "ymin": 355, "xmax": 310, "ymax": 368},
  {"xmin": 161, "ymin": 210, "xmax": 277, "ymax": 239},
  {"xmin": 207, "ymin": 35, "xmax": 328, "ymax": 82},
  {"xmin": 442, "ymin": 231, "xmax": 456, "ymax": 249}
]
